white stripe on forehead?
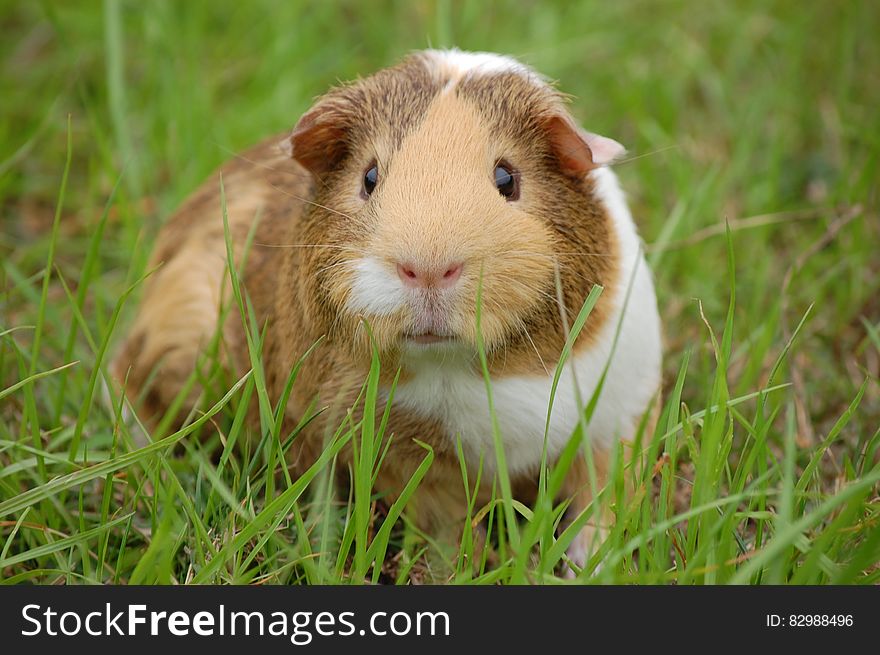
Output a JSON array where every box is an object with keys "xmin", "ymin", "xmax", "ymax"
[{"xmin": 423, "ymin": 49, "xmax": 544, "ymax": 90}]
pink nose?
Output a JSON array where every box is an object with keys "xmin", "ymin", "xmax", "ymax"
[{"xmin": 396, "ymin": 262, "xmax": 463, "ymax": 289}]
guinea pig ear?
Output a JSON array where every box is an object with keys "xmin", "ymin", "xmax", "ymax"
[
  {"xmin": 544, "ymin": 114, "xmax": 625, "ymax": 177},
  {"xmin": 283, "ymin": 98, "xmax": 351, "ymax": 177}
]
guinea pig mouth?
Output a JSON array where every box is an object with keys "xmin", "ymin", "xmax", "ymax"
[{"xmin": 402, "ymin": 331, "xmax": 456, "ymax": 345}]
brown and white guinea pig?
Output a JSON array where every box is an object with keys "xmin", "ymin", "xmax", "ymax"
[{"xmin": 112, "ymin": 49, "xmax": 662, "ymax": 575}]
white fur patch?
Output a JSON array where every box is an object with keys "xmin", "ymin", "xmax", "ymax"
[
  {"xmin": 393, "ymin": 167, "xmax": 662, "ymax": 474},
  {"xmin": 428, "ymin": 49, "xmax": 527, "ymax": 75},
  {"xmin": 346, "ymin": 256, "xmax": 407, "ymax": 316},
  {"xmin": 424, "ymin": 49, "xmax": 541, "ymax": 92}
]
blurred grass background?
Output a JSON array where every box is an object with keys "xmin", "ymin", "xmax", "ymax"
[{"xmin": 1, "ymin": 0, "xmax": 878, "ymax": 583}]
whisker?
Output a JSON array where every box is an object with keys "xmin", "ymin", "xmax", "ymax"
[
  {"xmin": 314, "ymin": 260, "xmax": 354, "ymax": 278},
  {"xmin": 264, "ymin": 180, "xmax": 359, "ymax": 222},
  {"xmin": 490, "ymin": 258, "xmax": 602, "ymax": 290},
  {"xmin": 252, "ymin": 242, "xmax": 364, "ymax": 253},
  {"xmin": 517, "ymin": 320, "xmax": 549, "ymax": 375},
  {"xmin": 488, "ymin": 273, "xmax": 563, "ymax": 306},
  {"xmin": 489, "ymin": 279, "xmax": 545, "ymax": 302},
  {"xmin": 211, "ymin": 141, "xmax": 330, "ymax": 189},
  {"xmin": 494, "ymin": 249, "xmax": 616, "ymax": 259},
  {"xmin": 206, "ymin": 142, "xmax": 355, "ymax": 222},
  {"xmin": 612, "ymin": 144, "xmax": 680, "ymax": 167}
]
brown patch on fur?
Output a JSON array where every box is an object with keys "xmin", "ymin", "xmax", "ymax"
[
  {"xmin": 453, "ymin": 70, "xmax": 619, "ymax": 374},
  {"xmin": 287, "ymin": 52, "xmax": 446, "ymax": 181},
  {"xmin": 112, "ymin": 136, "xmax": 311, "ymax": 425}
]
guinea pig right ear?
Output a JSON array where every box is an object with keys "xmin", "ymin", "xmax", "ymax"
[
  {"xmin": 544, "ymin": 114, "xmax": 626, "ymax": 178},
  {"xmin": 283, "ymin": 97, "xmax": 352, "ymax": 177}
]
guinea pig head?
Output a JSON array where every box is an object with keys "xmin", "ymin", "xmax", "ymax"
[{"xmin": 286, "ymin": 51, "xmax": 624, "ymax": 372}]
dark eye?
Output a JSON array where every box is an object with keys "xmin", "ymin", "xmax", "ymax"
[
  {"xmin": 494, "ymin": 163, "xmax": 519, "ymax": 200},
  {"xmin": 362, "ymin": 163, "xmax": 378, "ymax": 197}
]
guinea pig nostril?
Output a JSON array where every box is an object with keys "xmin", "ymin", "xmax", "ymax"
[
  {"xmin": 396, "ymin": 263, "xmax": 418, "ymax": 282},
  {"xmin": 442, "ymin": 263, "xmax": 463, "ymax": 282}
]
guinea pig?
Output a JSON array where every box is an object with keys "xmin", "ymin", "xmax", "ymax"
[{"xmin": 111, "ymin": 49, "xmax": 663, "ymax": 577}]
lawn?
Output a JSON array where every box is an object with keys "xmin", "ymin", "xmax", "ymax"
[{"xmin": 1, "ymin": 0, "xmax": 878, "ymax": 584}]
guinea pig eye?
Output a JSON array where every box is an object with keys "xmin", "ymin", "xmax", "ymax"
[
  {"xmin": 494, "ymin": 163, "xmax": 519, "ymax": 200},
  {"xmin": 362, "ymin": 163, "xmax": 379, "ymax": 197}
]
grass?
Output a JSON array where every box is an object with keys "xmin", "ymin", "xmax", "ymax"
[{"xmin": 1, "ymin": 0, "xmax": 878, "ymax": 584}]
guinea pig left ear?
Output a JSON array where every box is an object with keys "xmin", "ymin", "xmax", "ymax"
[
  {"xmin": 281, "ymin": 98, "xmax": 351, "ymax": 177},
  {"xmin": 544, "ymin": 114, "xmax": 625, "ymax": 177}
]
